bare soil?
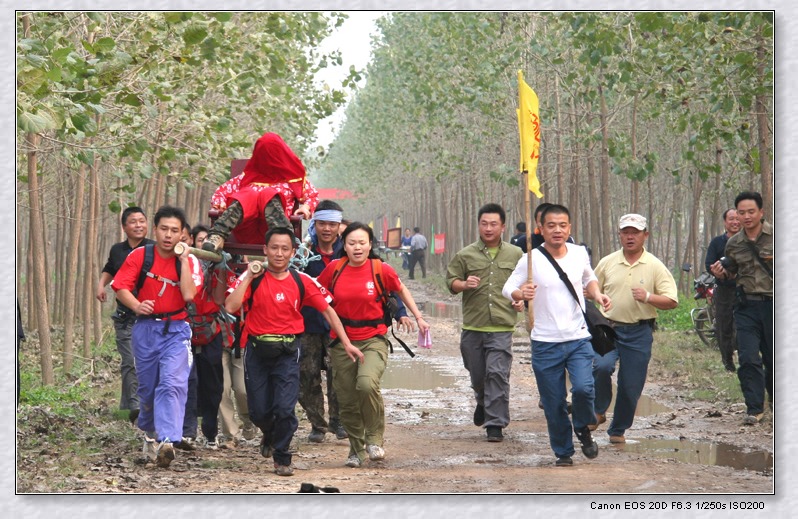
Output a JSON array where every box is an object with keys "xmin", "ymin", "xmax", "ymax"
[{"xmin": 15, "ymin": 279, "xmax": 773, "ymax": 494}]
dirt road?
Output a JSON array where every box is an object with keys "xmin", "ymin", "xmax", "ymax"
[{"xmin": 15, "ymin": 279, "xmax": 774, "ymax": 500}]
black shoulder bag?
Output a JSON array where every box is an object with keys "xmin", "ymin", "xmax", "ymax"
[{"xmin": 536, "ymin": 246, "xmax": 616, "ymax": 356}]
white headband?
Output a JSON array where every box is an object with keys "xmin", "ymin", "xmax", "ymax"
[{"xmin": 312, "ymin": 210, "xmax": 343, "ymax": 223}]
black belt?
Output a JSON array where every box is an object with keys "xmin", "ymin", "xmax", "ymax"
[
  {"xmin": 609, "ymin": 318, "xmax": 655, "ymax": 327},
  {"xmin": 137, "ymin": 309, "xmax": 185, "ymax": 333},
  {"xmin": 745, "ymin": 294, "xmax": 772, "ymax": 301}
]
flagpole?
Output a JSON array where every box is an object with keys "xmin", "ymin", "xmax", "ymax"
[{"xmin": 518, "ymin": 70, "xmax": 535, "ymax": 330}]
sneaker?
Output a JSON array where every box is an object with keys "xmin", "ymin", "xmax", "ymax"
[
  {"xmin": 331, "ymin": 421, "xmax": 348, "ymax": 440},
  {"xmin": 473, "ymin": 404, "xmax": 485, "ymax": 426},
  {"xmin": 155, "ymin": 441, "xmax": 176, "ymax": 468},
  {"xmin": 143, "ymin": 434, "xmax": 158, "ymax": 461},
  {"xmin": 259, "ymin": 436, "xmax": 273, "ymax": 458},
  {"xmin": 308, "ymin": 429, "xmax": 326, "ymax": 443},
  {"xmin": 574, "ymin": 427, "xmax": 599, "ymax": 459},
  {"xmin": 274, "ymin": 463, "xmax": 294, "ymax": 476},
  {"xmin": 366, "ymin": 444, "xmax": 385, "ymax": 461},
  {"xmin": 555, "ymin": 456, "xmax": 573, "ymax": 467},
  {"xmin": 242, "ymin": 423, "xmax": 258, "ymax": 441},
  {"xmin": 588, "ymin": 413, "xmax": 606, "ymax": 431},
  {"xmin": 743, "ymin": 413, "xmax": 764, "ymax": 425},
  {"xmin": 609, "ymin": 435, "xmax": 626, "ymax": 444},
  {"xmin": 486, "ymin": 426, "xmax": 503, "ymax": 442},
  {"xmin": 202, "ymin": 234, "xmax": 224, "ymax": 252},
  {"xmin": 206, "ymin": 438, "xmax": 218, "ymax": 450},
  {"xmin": 175, "ymin": 437, "xmax": 196, "ymax": 451},
  {"xmin": 345, "ymin": 454, "xmax": 362, "ymax": 468}
]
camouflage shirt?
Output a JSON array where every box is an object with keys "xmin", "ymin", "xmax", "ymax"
[{"xmin": 724, "ymin": 220, "xmax": 773, "ymax": 297}]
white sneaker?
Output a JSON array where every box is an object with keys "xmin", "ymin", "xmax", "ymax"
[
  {"xmin": 366, "ymin": 444, "xmax": 385, "ymax": 461},
  {"xmin": 206, "ymin": 438, "xmax": 218, "ymax": 450},
  {"xmin": 143, "ymin": 434, "xmax": 158, "ymax": 461},
  {"xmin": 345, "ymin": 454, "xmax": 362, "ymax": 468}
]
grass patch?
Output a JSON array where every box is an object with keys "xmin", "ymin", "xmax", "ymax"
[{"xmin": 651, "ymin": 330, "xmax": 743, "ymax": 404}]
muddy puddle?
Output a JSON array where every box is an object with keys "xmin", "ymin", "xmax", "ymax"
[
  {"xmin": 383, "ymin": 357, "xmax": 458, "ymax": 390},
  {"xmin": 617, "ymin": 438, "xmax": 773, "ymax": 472}
]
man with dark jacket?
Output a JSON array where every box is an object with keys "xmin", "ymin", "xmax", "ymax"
[
  {"xmin": 704, "ymin": 208, "xmax": 740, "ymax": 372},
  {"xmin": 96, "ymin": 206, "xmax": 154, "ymax": 423}
]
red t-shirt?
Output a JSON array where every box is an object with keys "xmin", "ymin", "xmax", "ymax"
[
  {"xmin": 112, "ymin": 246, "xmax": 203, "ymax": 319},
  {"xmin": 235, "ymin": 270, "xmax": 331, "ymax": 336},
  {"xmin": 316, "ymin": 259, "xmax": 402, "ymax": 341}
]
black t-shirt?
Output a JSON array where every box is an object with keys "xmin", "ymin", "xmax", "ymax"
[{"xmin": 103, "ymin": 238, "xmax": 154, "ymax": 310}]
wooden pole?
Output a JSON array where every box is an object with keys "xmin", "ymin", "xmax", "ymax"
[
  {"xmin": 523, "ymin": 172, "xmax": 534, "ymax": 331},
  {"xmin": 174, "ymin": 242, "xmax": 223, "ymax": 263}
]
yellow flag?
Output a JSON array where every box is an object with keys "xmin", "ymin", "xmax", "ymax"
[
  {"xmin": 517, "ymin": 70, "xmax": 543, "ymax": 198},
  {"xmin": 396, "ymin": 217, "xmax": 401, "ymax": 228},
  {"xmin": 368, "ymin": 220, "xmax": 373, "ymax": 229}
]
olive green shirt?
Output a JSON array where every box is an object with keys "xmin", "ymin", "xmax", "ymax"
[
  {"xmin": 446, "ymin": 239, "xmax": 523, "ymax": 331},
  {"xmin": 724, "ymin": 221, "xmax": 773, "ymax": 297}
]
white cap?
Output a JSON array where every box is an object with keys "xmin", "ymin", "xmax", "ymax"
[{"xmin": 619, "ymin": 214, "xmax": 647, "ymax": 230}]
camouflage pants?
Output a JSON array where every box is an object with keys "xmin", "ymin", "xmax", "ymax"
[
  {"xmin": 209, "ymin": 196, "xmax": 291, "ymax": 240},
  {"xmin": 298, "ymin": 333, "xmax": 340, "ymax": 431}
]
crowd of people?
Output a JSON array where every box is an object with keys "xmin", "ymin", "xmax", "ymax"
[{"xmin": 95, "ymin": 130, "xmax": 772, "ymax": 474}]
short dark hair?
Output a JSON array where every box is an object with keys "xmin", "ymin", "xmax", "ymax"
[
  {"xmin": 315, "ymin": 199, "xmax": 343, "ymax": 212},
  {"xmin": 478, "ymin": 203, "xmax": 506, "ymax": 224},
  {"xmin": 541, "ymin": 204, "xmax": 570, "ymax": 225},
  {"xmin": 534, "ymin": 202, "xmax": 553, "ymax": 220},
  {"xmin": 515, "ymin": 221, "xmax": 526, "ymax": 233},
  {"xmin": 153, "ymin": 205, "xmax": 188, "ymax": 230},
  {"xmin": 413, "ymin": 227, "xmax": 421, "ymax": 233},
  {"xmin": 264, "ymin": 226, "xmax": 296, "ymax": 247},
  {"xmin": 121, "ymin": 206, "xmax": 146, "ymax": 226},
  {"xmin": 190, "ymin": 224, "xmax": 210, "ymax": 241},
  {"xmin": 734, "ymin": 191, "xmax": 763, "ymax": 210},
  {"xmin": 341, "ymin": 222, "xmax": 381, "ymax": 260},
  {"xmin": 722, "ymin": 208, "xmax": 736, "ymax": 221}
]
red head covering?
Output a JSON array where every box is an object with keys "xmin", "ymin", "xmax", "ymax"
[{"xmin": 240, "ymin": 133, "xmax": 306, "ymax": 200}]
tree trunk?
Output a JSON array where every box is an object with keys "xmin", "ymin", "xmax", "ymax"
[
  {"xmin": 630, "ymin": 94, "xmax": 639, "ymax": 213},
  {"xmin": 755, "ymin": 39, "xmax": 773, "ymax": 219},
  {"xmin": 26, "ymin": 132, "xmax": 54, "ymax": 385},
  {"xmin": 598, "ymin": 82, "xmax": 612, "ymax": 259},
  {"xmin": 83, "ymin": 156, "xmax": 99, "ymax": 357},
  {"xmin": 555, "ymin": 75, "xmax": 564, "ymax": 202},
  {"xmin": 62, "ymin": 164, "xmax": 87, "ymax": 373}
]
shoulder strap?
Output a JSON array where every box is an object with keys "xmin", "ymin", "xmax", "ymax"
[
  {"xmin": 288, "ymin": 268, "xmax": 305, "ymax": 305},
  {"xmin": 329, "ymin": 257, "xmax": 350, "ymax": 294},
  {"xmin": 371, "ymin": 259, "xmax": 387, "ymax": 303},
  {"xmin": 743, "ymin": 240, "xmax": 773, "ymax": 280},
  {"xmin": 536, "ymin": 245, "xmax": 582, "ymax": 308},
  {"xmin": 247, "ymin": 274, "xmax": 263, "ymax": 313},
  {"xmin": 135, "ymin": 243, "xmax": 182, "ymax": 294},
  {"xmin": 135, "ymin": 243, "xmax": 155, "ymax": 294}
]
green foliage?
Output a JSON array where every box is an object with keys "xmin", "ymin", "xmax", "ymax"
[
  {"xmin": 20, "ymin": 381, "xmax": 90, "ymax": 416},
  {"xmin": 655, "ymin": 294, "xmax": 697, "ymax": 331}
]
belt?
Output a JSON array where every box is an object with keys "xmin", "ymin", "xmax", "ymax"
[
  {"xmin": 745, "ymin": 294, "xmax": 772, "ymax": 301},
  {"xmin": 253, "ymin": 334, "xmax": 296, "ymax": 342},
  {"xmin": 608, "ymin": 318, "xmax": 655, "ymax": 327}
]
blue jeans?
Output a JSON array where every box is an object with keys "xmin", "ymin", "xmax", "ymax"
[
  {"xmin": 244, "ymin": 340, "xmax": 301, "ymax": 466},
  {"xmin": 734, "ymin": 300, "xmax": 773, "ymax": 414},
  {"xmin": 593, "ymin": 322, "xmax": 653, "ymax": 437},
  {"xmin": 532, "ymin": 338, "xmax": 595, "ymax": 458}
]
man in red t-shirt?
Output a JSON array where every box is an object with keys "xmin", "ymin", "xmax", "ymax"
[
  {"xmin": 113, "ymin": 206, "xmax": 203, "ymax": 469},
  {"xmin": 225, "ymin": 227, "xmax": 361, "ymax": 477}
]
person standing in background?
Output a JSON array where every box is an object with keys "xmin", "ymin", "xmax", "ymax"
[
  {"xmin": 408, "ymin": 227, "xmax": 428, "ymax": 280},
  {"xmin": 704, "ymin": 209, "xmax": 740, "ymax": 372},
  {"xmin": 96, "ymin": 206, "xmax": 154, "ymax": 424}
]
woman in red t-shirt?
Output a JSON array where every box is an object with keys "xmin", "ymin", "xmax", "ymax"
[{"xmin": 317, "ymin": 222, "xmax": 430, "ymax": 468}]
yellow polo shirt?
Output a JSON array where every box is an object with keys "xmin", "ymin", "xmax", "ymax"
[{"xmin": 595, "ymin": 248, "xmax": 678, "ymax": 324}]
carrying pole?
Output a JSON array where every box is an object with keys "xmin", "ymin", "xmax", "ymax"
[
  {"xmin": 523, "ymin": 172, "xmax": 535, "ymax": 331},
  {"xmin": 174, "ymin": 242, "xmax": 223, "ymax": 263}
]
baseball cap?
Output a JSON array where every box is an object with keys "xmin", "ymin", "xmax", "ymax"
[{"xmin": 618, "ymin": 214, "xmax": 647, "ymax": 230}]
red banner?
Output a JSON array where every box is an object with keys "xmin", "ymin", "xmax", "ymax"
[{"xmin": 434, "ymin": 233, "xmax": 445, "ymax": 254}]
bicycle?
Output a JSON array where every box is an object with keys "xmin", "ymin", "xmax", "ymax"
[{"xmin": 690, "ymin": 271, "xmax": 718, "ymax": 349}]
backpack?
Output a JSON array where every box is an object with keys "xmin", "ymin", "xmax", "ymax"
[
  {"xmin": 329, "ymin": 258, "xmax": 414, "ymax": 357},
  {"xmin": 135, "ymin": 243, "xmax": 182, "ymax": 297}
]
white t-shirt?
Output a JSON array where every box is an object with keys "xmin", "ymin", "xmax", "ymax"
[{"xmin": 502, "ymin": 242, "xmax": 596, "ymax": 342}]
